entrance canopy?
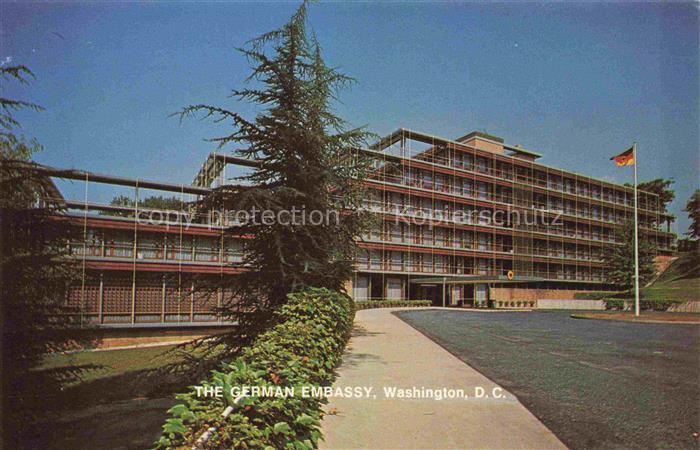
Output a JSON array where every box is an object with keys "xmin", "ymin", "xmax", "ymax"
[{"xmin": 409, "ymin": 275, "xmax": 544, "ymax": 285}]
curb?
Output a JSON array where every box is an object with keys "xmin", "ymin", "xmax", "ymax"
[{"xmin": 570, "ymin": 314, "xmax": 699, "ymax": 325}]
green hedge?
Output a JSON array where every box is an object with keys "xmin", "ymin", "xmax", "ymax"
[
  {"xmin": 574, "ymin": 291, "xmax": 620, "ymax": 300},
  {"xmin": 354, "ymin": 300, "xmax": 432, "ymax": 310},
  {"xmin": 638, "ymin": 299, "xmax": 680, "ymax": 311},
  {"xmin": 604, "ymin": 298, "xmax": 680, "ymax": 311},
  {"xmin": 155, "ymin": 287, "xmax": 354, "ymax": 449},
  {"xmin": 603, "ymin": 298, "xmax": 626, "ymax": 310}
]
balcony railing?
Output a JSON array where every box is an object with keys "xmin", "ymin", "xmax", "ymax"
[
  {"xmin": 361, "ymin": 191, "xmax": 668, "ymax": 234},
  {"xmin": 354, "ymin": 261, "xmax": 605, "ymax": 282},
  {"xmin": 361, "ymin": 199, "xmax": 625, "ymax": 244},
  {"xmin": 368, "ymin": 158, "xmax": 664, "ymax": 215},
  {"xmin": 68, "ymin": 240, "xmax": 245, "ymax": 265},
  {"xmin": 376, "ymin": 187, "xmax": 659, "ymax": 229},
  {"xmin": 361, "ymin": 236, "xmax": 605, "ymax": 263}
]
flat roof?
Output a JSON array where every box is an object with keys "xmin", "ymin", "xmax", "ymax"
[
  {"xmin": 371, "ymin": 128, "xmax": 543, "ymax": 159},
  {"xmin": 369, "ymin": 128, "xmax": 664, "ymax": 198},
  {"xmin": 456, "ymin": 131, "xmax": 504, "ymax": 144}
]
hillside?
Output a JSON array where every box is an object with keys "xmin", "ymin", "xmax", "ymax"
[{"xmin": 641, "ymin": 251, "xmax": 699, "ymax": 302}]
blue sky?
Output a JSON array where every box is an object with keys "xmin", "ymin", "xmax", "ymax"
[{"xmin": 2, "ymin": 1, "xmax": 698, "ymax": 233}]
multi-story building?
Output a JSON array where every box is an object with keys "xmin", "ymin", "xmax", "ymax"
[
  {"xmin": 38, "ymin": 128, "xmax": 674, "ymax": 327},
  {"xmin": 349, "ymin": 130, "xmax": 673, "ymax": 306}
]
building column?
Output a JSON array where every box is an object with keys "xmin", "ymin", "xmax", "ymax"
[
  {"xmin": 190, "ymin": 281, "xmax": 195, "ymax": 322},
  {"xmin": 131, "ymin": 273, "xmax": 136, "ymax": 324},
  {"xmin": 98, "ymin": 272, "xmax": 104, "ymax": 324},
  {"xmin": 442, "ymin": 277, "xmax": 446, "ymax": 308},
  {"xmin": 161, "ymin": 276, "xmax": 166, "ymax": 324},
  {"xmin": 218, "ymin": 287, "xmax": 223, "ymax": 323}
]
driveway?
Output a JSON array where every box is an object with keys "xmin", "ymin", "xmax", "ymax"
[{"xmin": 396, "ymin": 309, "xmax": 700, "ymax": 449}]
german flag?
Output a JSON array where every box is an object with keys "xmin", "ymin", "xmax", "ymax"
[{"xmin": 611, "ymin": 147, "xmax": 635, "ymax": 166}]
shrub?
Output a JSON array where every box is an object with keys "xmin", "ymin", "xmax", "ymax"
[
  {"xmin": 155, "ymin": 287, "xmax": 354, "ymax": 449},
  {"xmin": 574, "ymin": 291, "xmax": 613, "ymax": 300},
  {"xmin": 640, "ymin": 299, "xmax": 675, "ymax": 311},
  {"xmin": 354, "ymin": 299, "xmax": 432, "ymax": 310},
  {"xmin": 604, "ymin": 298, "xmax": 626, "ymax": 310},
  {"xmin": 605, "ymin": 298, "xmax": 678, "ymax": 311}
]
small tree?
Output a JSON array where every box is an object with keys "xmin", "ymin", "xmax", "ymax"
[
  {"xmin": 111, "ymin": 194, "xmax": 183, "ymax": 210},
  {"xmin": 603, "ymin": 219, "xmax": 655, "ymax": 291},
  {"xmin": 676, "ymin": 237, "xmax": 698, "ymax": 253},
  {"xmin": 101, "ymin": 194, "xmax": 185, "ymax": 216},
  {"xmin": 683, "ymin": 189, "xmax": 699, "ymax": 239}
]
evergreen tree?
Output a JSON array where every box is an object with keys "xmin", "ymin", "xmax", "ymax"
[
  {"xmin": 1, "ymin": 66, "xmax": 84, "ymax": 445},
  {"xmin": 634, "ymin": 178, "xmax": 675, "ymax": 213},
  {"xmin": 1, "ymin": 66, "xmax": 44, "ymax": 152},
  {"xmin": 102, "ymin": 194, "xmax": 185, "ymax": 216},
  {"xmin": 174, "ymin": 2, "xmax": 371, "ymax": 361},
  {"xmin": 603, "ymin": 219, "xmax": 655, "ymax": 291},
  {"xmin": 683, "ymin": 189, "xmax": 699, "ymax": 239}
]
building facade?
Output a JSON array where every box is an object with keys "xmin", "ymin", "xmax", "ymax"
[
  {"xmin": 350, "ymin": 130, "xmax": 673, "ymax": 306},
  {"xmin": 43, "ymin": 129, "xmax": 674, "ymax": 326}
]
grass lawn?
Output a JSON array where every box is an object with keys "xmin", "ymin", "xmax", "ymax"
[
  {"xmin": 640, "ymin": 252, "xmax": 699, "ymax": 302},
  {"xmin": 640, "ymin": 277, "xmax": 699, "ymax": 302},
  {"xmin": 655, "ymin": 251, "xmax": 699, "ymax": 284},
  {"xmin": 40, "ymin": 344, "xmax": 180, "ymax": 386},
  {"xmin": 27, "ymin": 342, "xmax": 223, "ymax": 449},
  {"xmin": 579, "ymin": 252, "xmax": 699, "ymax": 303}
]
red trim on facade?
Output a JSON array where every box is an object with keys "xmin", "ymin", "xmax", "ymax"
[
  {"xmin": 84, "ymin": 260, "xmax": 243, "ymax": 274},
  {"xmin": 57, "ymin": 216, "xmax": 250, "ymax": 238}
]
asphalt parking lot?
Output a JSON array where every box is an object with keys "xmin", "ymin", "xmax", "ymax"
[{"xmin": 395, "ymin": 309, "xmax": 700, "ymax": 450}]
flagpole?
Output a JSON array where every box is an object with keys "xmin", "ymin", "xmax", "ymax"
[{"xmin": 633, "ymin": 142, "xmax": 640, "ymax": 317}]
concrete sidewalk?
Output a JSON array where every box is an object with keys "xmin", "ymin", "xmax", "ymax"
[{"xmin": 320, "ymin": 308, "xmax": 565, "ymax": 449}]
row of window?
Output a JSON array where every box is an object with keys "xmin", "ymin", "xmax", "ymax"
[
  {"xmin": 366, "ymin": 180, "xmax": 662, "ymax": 227},
  {"xmin": 367, "ymin": 164, "xmax": 661, "ymax": 214},
  {"xmin": 355, "ymin": 250, "xmax": 605, "ymax": 281},
  {"xmin": 362, "ymin": 226, "xmax": 608, "ymax": 262},
  {"xmin": 68, "ymin": 231, "xmax": 245, "ymax": 263},
  {"xmin": 362, "ymin": 194, "xmax": 670, "ymax": 238}
]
